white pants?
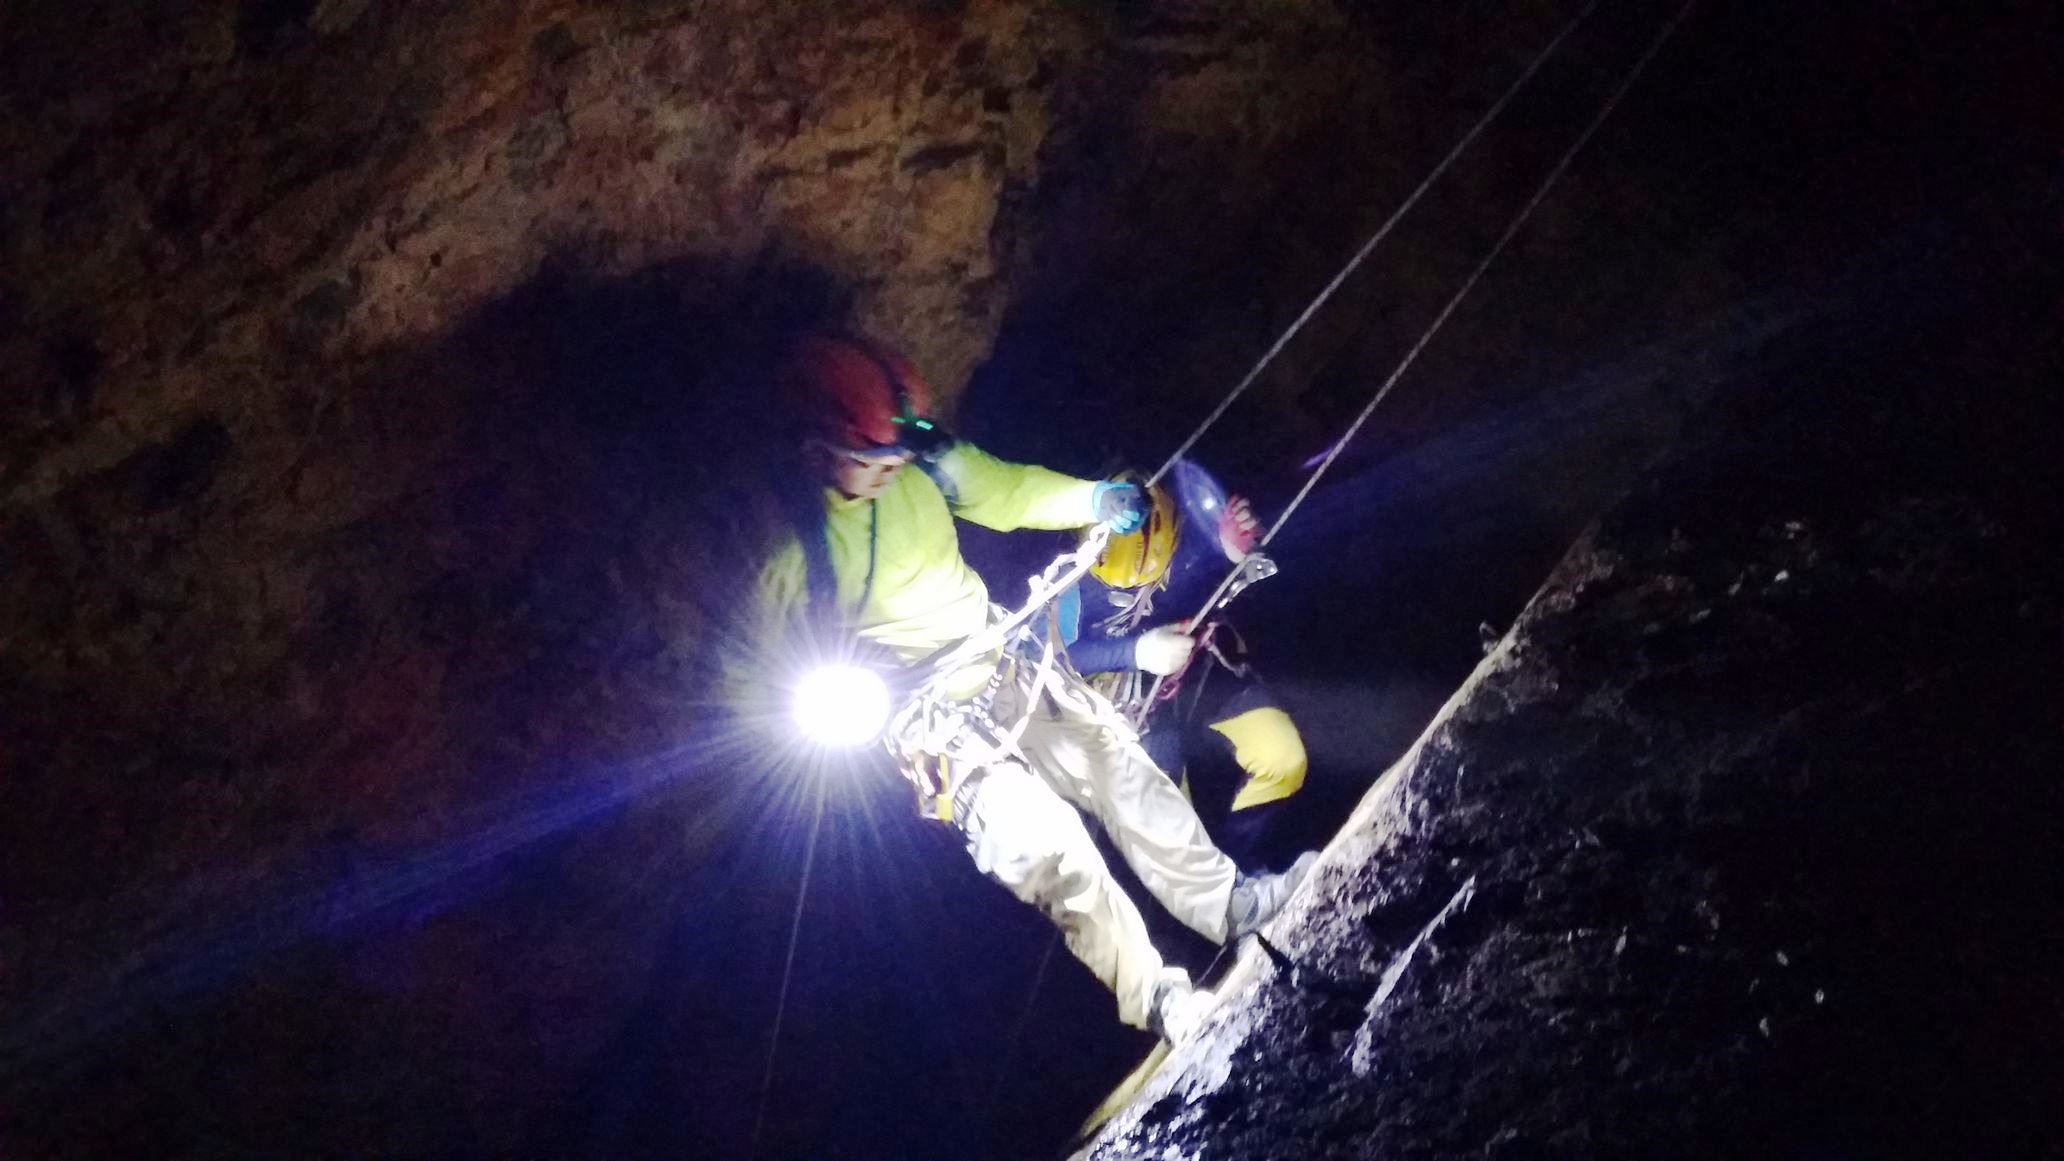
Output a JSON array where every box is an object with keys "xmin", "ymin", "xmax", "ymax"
[{"xmin": 954, "ymin": 668, "xmax": 1238, "ymax": 1028}]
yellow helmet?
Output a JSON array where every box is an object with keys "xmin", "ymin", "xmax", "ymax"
[{"xmin": 1090, "ymin": 479, "xmax": 1179, "ymax": 589}]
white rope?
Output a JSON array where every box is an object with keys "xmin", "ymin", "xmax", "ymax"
[
  {"xmin": 904, "ymin": 0, "xmax": 1698, "ymax": 729},
  {"xmin": 868, "ymin": 6, "xmax": 1699, "ymax": 1106},
  {"xmin": 750, "ymin": 785, "xmax": 826, "ymax": 1161},
  {"xmin": 899, "ymin": 524, "xmax": 1111, "ymax": 705},
  {"xmin": 1146, "ymin": 0, "xmax": 1700, "ymax": 712},
  {"xmin": 1258, "ymin": 0, "xmax": 1699, "ymax": 553},
  {"xmin": 1145, "ymin": 0, "xmax": 1602, "ymax": 488}
]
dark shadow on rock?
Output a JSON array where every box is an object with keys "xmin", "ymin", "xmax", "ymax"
[{"xmin": 0, "ymin": 249, "xmax": 867, "ymax": 1159}]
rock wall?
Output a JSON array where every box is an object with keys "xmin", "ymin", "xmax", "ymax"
[{"xmin": 1077, "ymin": 244, "xmax": 2064, "ymax": 1159}]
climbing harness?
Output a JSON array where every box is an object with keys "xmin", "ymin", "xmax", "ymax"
[{"xmin": 882, "ymin": 526, "xmax": 1114, "ymax": 818}]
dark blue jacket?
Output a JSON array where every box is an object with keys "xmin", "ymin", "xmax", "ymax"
[{"xmin": 1058, "ymin": 530, "xmax": 1236, "ymax": 675}]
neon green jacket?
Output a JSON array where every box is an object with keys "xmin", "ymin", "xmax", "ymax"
[{"xmin": 748, "ymin": 441, "xmax": 1103, "ymax": 689}]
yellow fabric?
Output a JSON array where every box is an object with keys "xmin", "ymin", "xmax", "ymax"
[
  {"xmin": 933, "ymin": 442, "xmax": 1106, "ymax": 534},
  {"xmin": 750, "ymin": 441, "xmax": 1102, "ymax": 694},
  {"xmin": 1091, "ymin": 481, "xmax": 1178, "ymax": 588},
  {"xmin": 1208, "ymin": 705, "xmax": 1308, "ymax": 811}
]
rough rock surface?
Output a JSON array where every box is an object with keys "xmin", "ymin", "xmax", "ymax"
[{"xmin": 1078, "ymin": 274, "xmax": 2064, "ymax": 1159}]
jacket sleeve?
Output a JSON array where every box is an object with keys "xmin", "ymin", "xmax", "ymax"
[
  {"xmin": 1062, "ymin": 574, "xmax": 1144, "ymax": 674},
  {"xmin": 924, "ymin": 441, "xmax": 1103, "ymax": 532},
  {"xmin": 1069, "ymin": 631, "xmax": 1139, "ymax": 676}
]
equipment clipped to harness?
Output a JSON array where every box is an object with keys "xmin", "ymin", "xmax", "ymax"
[
  {"xmin": 889, "ymin": 625, "xmax": 1035, "ymax": 820},
  {"xmin": 880, "ymin": 527, "xmax": 1113, "ymax": 814},
  {"xmin": 1218, "ymin": 551, "xmax": 1279, "ymax": 608}
]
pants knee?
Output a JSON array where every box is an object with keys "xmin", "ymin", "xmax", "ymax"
[{"xmin": 965, "ymin": 768, "xmax": 1105, "ymax": 902}]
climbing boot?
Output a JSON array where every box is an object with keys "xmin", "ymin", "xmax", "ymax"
[
  {"xmin": 1148, "ymin": 970, "xmax": 1215, "ymax": 1045},
  {"xmin": 1225, "ymin": 850, "xmax": 1319, "ymax": 940}
]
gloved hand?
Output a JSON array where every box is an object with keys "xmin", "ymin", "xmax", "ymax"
[
  {"xmin": 1220, "ymin": 495, "xmax": 1261, "ymax": 560},
  {"xmin": 1093, "ymin": 481, "xmax": 1149, "ymax": 533},
  {"xmin": 1133, "ymin": 624, "xmax": 1196, "ymax": 675}
]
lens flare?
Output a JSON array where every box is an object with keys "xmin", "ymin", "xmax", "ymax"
[{"xmin": 790, "ymin": 664, "xmax": 892, "ymax": 749}]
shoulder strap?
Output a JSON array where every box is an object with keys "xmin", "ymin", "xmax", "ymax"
[
  {"xmin": 913, "ymin": 451, "xmax": 960, "ymax": 506},
  {"xmin": 776, "ymin": 482, "xmax": 844, "ymax": 632},
  {"xmin": 779, "ymin": 484, "xmax": 880, "ymax": 634}
]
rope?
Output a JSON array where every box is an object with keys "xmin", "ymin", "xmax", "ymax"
[
  {"xmin": 973, "ymin": 929, "xmax": 1060, "ymax": 1152},
  {"xmin": 1145, "ymin": 0, "xmax": 1701, "ymax": 712},
  {"xmin": 735, "ymin": 14, "xmax": 1699, "ymax": 1151},
  {"xmin": 895, "ymin": 524, "xmax": 1111, "ymax": 709},
  {"xmin": 1258, "ymin": 0, "xmax": 1698, "ymax": 552},
  {"xmin": 749, "ymin": 785, "xmax": 827, "ymax": 1161},
  {"xmin": 871, "ymin": 0, "xmax": 1698, "ymax": 1098},
  {"xmin": 1145, "ymin": 0, "xmax": 1602, "ymax": 488}
]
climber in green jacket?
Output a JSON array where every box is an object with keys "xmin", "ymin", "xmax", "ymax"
[{"xmin": 730, "ymin": 332, "xmax": 1316, "ymax": 1041}]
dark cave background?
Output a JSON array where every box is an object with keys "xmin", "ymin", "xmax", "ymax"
[{"xmin": 2, "ymin": 1, "xmax": 2059, "ymax": 1159}]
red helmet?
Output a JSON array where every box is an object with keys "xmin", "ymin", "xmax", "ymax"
[{"xmin": 778, "ymin": 333, "xmax": 937, "ymax": 454}]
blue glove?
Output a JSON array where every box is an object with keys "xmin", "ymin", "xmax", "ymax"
[{"xmin": 1093, "ymin": 481, "xmax": 1149, "ymax": 534}]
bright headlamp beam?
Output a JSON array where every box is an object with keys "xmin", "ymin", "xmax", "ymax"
[{"xmin": 790, "ymin": 664, "xmax": 892, "ymax": 749}]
